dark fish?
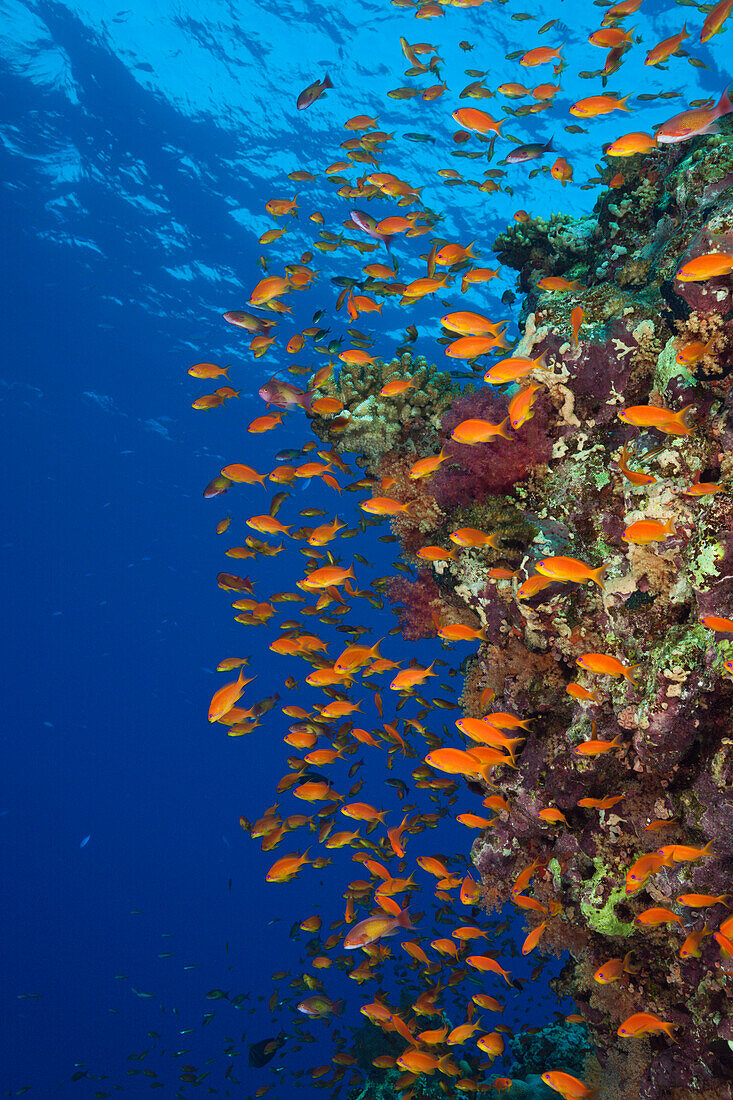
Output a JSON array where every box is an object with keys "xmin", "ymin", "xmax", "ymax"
[
  {"xmin": 222, "ymin": 310, "xmax": 275, "ymax": 334},
  {"xmin": 203, "ymin": 475, "xmax": 231, "ymax": 499},
  {"xmin": 297, "ymin": 72, "xmax": 333, "ymax": 110},
  {"xmin": 505, "ymin": 137, "xmax": 554, "ymax": 163},
  {"xmin": 404, "ymin": 132, "xmax": 436, "ymax": 143}
]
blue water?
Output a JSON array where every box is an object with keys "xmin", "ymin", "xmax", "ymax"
[{"xmin": 0, "ymin": 0, "xmax": 722, "ymax": 1095}]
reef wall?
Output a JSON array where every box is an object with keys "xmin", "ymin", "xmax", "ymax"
[{"xmin": 313, "ymin": 129, "xmax": 733, "ymax": 1099}]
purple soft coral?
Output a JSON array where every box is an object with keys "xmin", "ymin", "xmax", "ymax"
[{"xmin": 432, "ymin": 387, "xmax": 553, "ymax": 508}]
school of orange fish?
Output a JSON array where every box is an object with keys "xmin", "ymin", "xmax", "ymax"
[{"xmin": 192, "ymin": 2, "xmax": 733, "ymax": 1097}]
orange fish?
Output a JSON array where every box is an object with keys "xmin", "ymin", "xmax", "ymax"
[
  {"xmin": 635, "ymin": 906, "xmax": 682, "ymax": 927},
  {"xmin": 625, "ymin": 851, "xmax": 672, "ymax": 894},
  {"xmin": 308, "ymin": 517, "xmax": 347, "ymax": 546},
  {"xmin": 618, "ymin": 404, "xmax": 693, "ymax": 435},
  {"xmin": 617, "ymin": 1013, "xmax": 676, "ymax": 1040},
  {"xmin": 192, "ymin": 394, "xmax": 225, "ymax": 410},
  {"xmin": 677, "ymin": 893, "xmax": 730, "ymax": 907},
  {"xmin": 606, "ymin": 131, "xmax": 657, "ymax": 157},
  {"xmin": 537, "ymin": 277, "xmax": 584, "ymax": 292},
  {"xmin": 452, "ymin": 108, "xmax": 503, "ymax": 134},
  {"xmin": 508, "ymin": 380, "xmax": 542, "ymax": 429},
  {"xmin": 617, "ymin": 444, "xmax": 658, "ymax": 486},
  {"xmin": 435, "ymin": 241, "xmax": 477, "ymax": 265},
  {"xmin": 701, "ymin": 615, "xmax": 733, "ymax": 632},
  {"xmin": 246, "ymin": 515, "xmax": 291, "ymax": 537},
  {"xmin": 645, "ymin": 25, "xmax": 689, "ymax": 65},
  {"xmin": 302, "ymin": 564, "xmax": 355, "ymax": 589},
  {"xmin": 571, "ymin": 306, "xmax": 584, "ymax": 346},
  {"xmin": 449, "ymin": 528, "xmax": 501, "ymax": 549},
  {"xmin": 656, "ymin": 86, "xmax": 733, "ymax": 143},
  {"xmin": 541, "ymin": 1071, "xmax": 598, "ymax": 1099},
  {"xmin": 266, "ymin": 850, "xmax": 312, "ymax": 883},
  {"xmin": 574, "ymin": 734, "xmax": 622, "ymax": 756},
  {"xmin": 221, "ymin": 463, "xmax": 266, "ymax": 486},
  {"xmin": 441, "ymin": 311, "xmax": 505, "ymax": 336},
  {"xmin": 446, "ymin": 335, "xmax": 507, "ymax": 360},
  {"xmin": 701, "ymin": 0, "xmax": 733, "ymax": 42},
  {"xmin": 424, "ymin": 748, "xmax": 483, "ymax": 775},
  {"xmin": 517, "ymin": 574, "xmax": 554, "ymax": 600},
  {"xmin": 551, "ymin": 157, "xmax": 573, "ymax": 184},
  {"xmin": 535, "ymin": 556, "xmax": 606, "ymax": 588},
  {"xmin": 343, "ymin": 906, "xmax": 413, "ymax": 949},
  {"xmin": 484, "ymin": 353, "xmax": 547, "ymax": 385},
  {"xmin": 538, "ymin": 808, "xmax": 568, "ymax": 825},
  {"xmin": 409, "ymin": 450, "xmax": 450, "ymax": 480},
  {"xmin": 576, "ymin": 653, "xmax": 639, "ymax": 683},
  {"xmin": 208, "ymin": 666, "xmax": 254, "ymax": 723},
  {"xmin": 465, "ymin": 955, "xmax": 513, "ymax": 984},
  {"xmin": 341, "ymin": 802, "xmax": 388, "ymax": 823},
  {"xmin": 248, "ymin": 413, "xmax": 284, "ymax": 434},
  {"xmin": 566, "ymin": 683, "xmax": 600, "ymax": 703},
  {"xmin": 680, "ymin": 926, "xmax": 712, "ymax": 959},
  {"xmin": 437, "ymin": 624, "xmax": 487, "ymax": 642},
  {"xmin": 593, "ymin": 952, "xmax": 638, "ymax": 984},
  {"xmin": 451, "ymin": 417, "xmax": 511, "ymax": 444},
  {"xmin": 622, "ymin": 517, "xmax": 675, "ymax": 545},
  {"xmin": 570, "ymin": 94, "xmax": 630, "ymax": 117},
  {"xmin": 477, "ymin": 1031, "xmax": 505, "ymax": 1056},
  {"xmin": 657, "ymin": 841, "xmax": 714, "ymax": 863},
  {"xmin": 360, "ymin": 496, "xmax": 414, "ymax": 515},
  {"xmin": 520, "ymin": 46, "xmax": 562, "ymax": 66},
  {"xmin": 189, "ymin": 361, "xmax": 229, "ymax": 379},
  {"xmin": 380, "ymin": 378, "xmax": 414, "ymax": 397},
  {"xmin": 676, "ymin": 252, "xmax": 733, "ymax": 281}
]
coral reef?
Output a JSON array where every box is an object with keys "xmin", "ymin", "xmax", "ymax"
[
  {"xmin": 509, "ymin": 1021, "xmax": 595, "ymax": 1081},
  {"xmin": 320, "ymin": 126, "xmax": 733, "ymax": 1099},
  {"xmin": 309, "ymin": 351, "xmax": 459, "ymax": 461}
]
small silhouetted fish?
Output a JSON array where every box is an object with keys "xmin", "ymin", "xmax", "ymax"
[{"xmin": 404, "ymin": 132, "xmax": 435, "ymax": 143}]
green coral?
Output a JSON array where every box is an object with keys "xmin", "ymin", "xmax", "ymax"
[
  {"xmin": 311, "ymin": 351, "xmax": 459, "ymax": 462},
  {"xmin": 654, "ymin": 336, "xmax": 695, "ymax": 396},
  {"xmin": 579, "ymin": 859, "xmax": 634, "ymax": 938}
]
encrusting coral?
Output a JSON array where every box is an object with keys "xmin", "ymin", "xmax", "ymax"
[{"xmin": 317, "ymin": 125, "xmax": 733, "ymax": 1099}]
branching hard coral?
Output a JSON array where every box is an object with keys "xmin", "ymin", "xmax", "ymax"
[{"xmin": 310, "ymin": 351, "xmax": 459, "ymax": 462}]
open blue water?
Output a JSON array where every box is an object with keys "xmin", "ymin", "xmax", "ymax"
[{"xmin": 0, "ymin": 0, "xmax": 721, "ymax": 1095}]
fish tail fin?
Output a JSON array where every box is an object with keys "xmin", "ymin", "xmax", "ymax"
[
  {"xmin": 589, "ymin": 564, "xmax": 607, "ymax": 589},
  {"xmin": 498, "ymin": 416, "xmax": 513, "ymax": 440},
  {"xmin": 625, "ymin": 662, "xmax": 642, "ymax": 685},
  {"xmin": 396, "ymin": 906, "xmax": 414, "ymax": 930},
  {"xmin": 322, "ymin": 72, "xmax": 334, "ymax": 90},
  {"xmin": 718, "ymin": 83, "xmax": 733, "ymax": 117},
  {"xmin": 623, "ymin": 949, "xmax": 641, "ymax": 974}
]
